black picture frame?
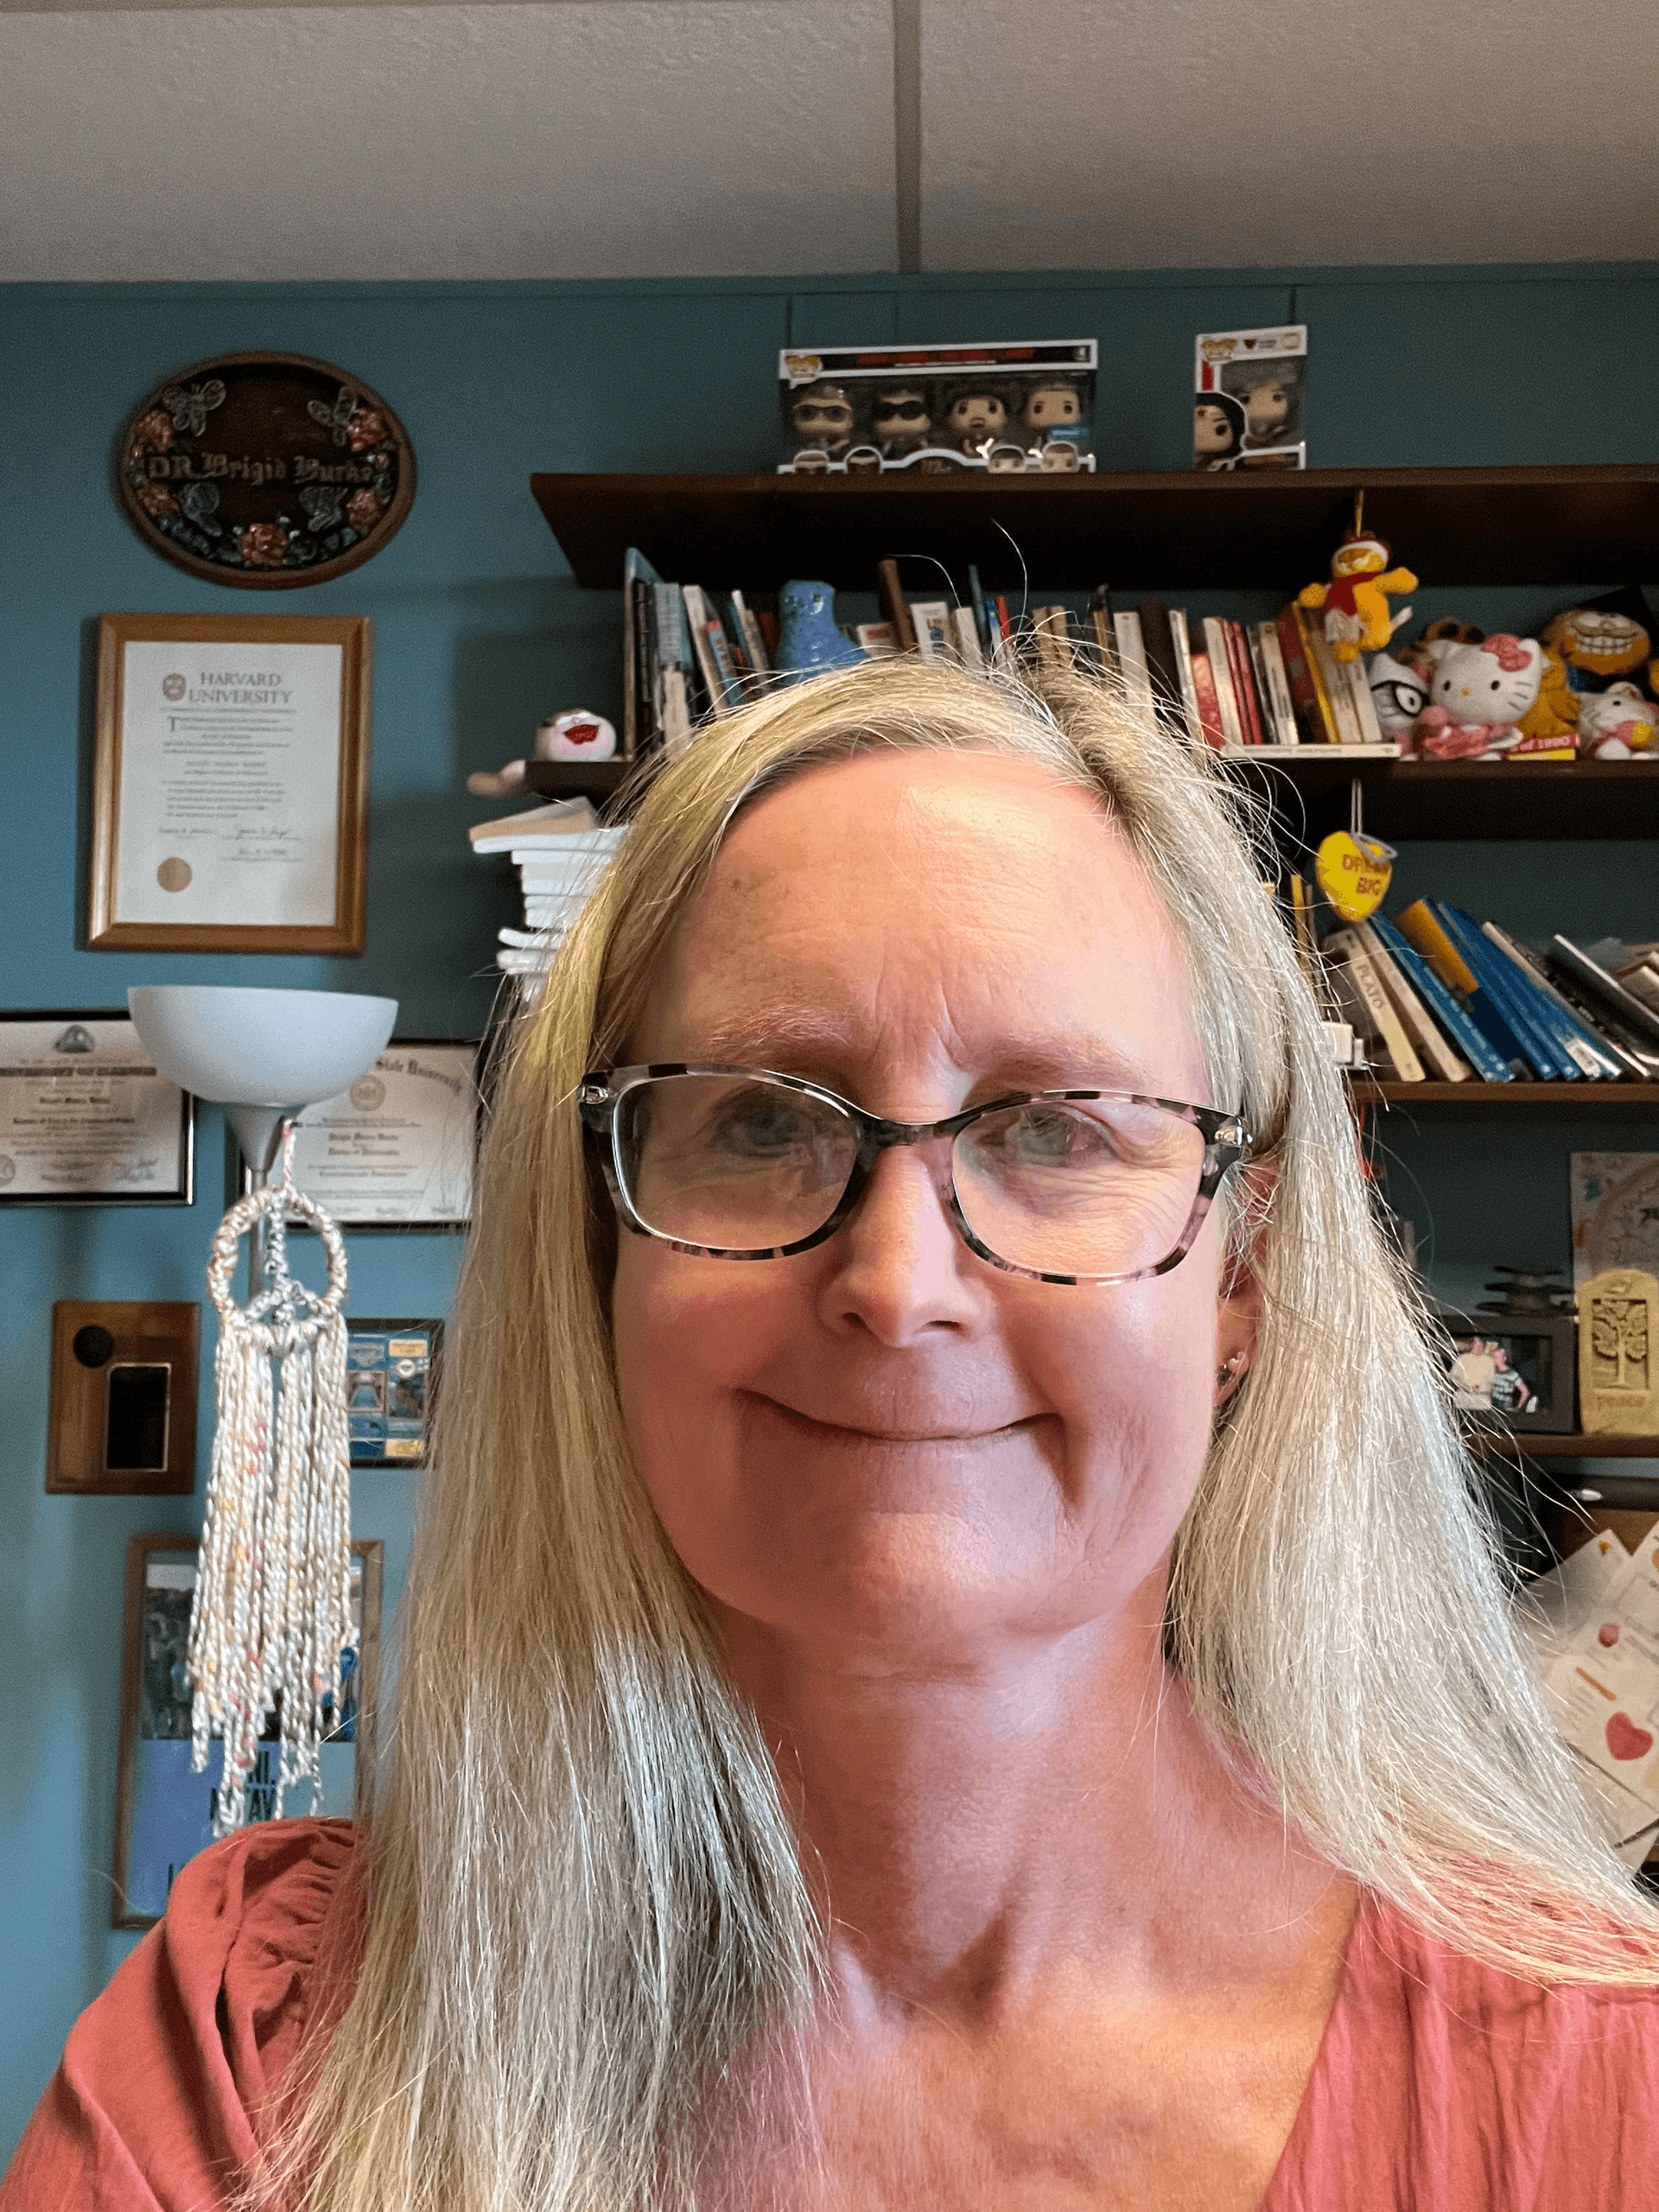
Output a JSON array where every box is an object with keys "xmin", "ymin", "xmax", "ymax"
[
  {"xmin": 346, "ymin": 1317, "xmax": 443, "ymax": 1467},
  {"xmin": 0, "ymin": 1009, "xmax": 194, "ymax": 1206},
  {"xmin": 1436, "ymin": 1309, "xmax": 1577, "ymax": 1435}
]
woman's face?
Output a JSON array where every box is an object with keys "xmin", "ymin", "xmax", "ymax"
[{"xmin": 613, "ymin": 751, "xmax": 1250, "ymax": 1664}]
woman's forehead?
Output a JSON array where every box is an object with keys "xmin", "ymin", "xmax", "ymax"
[{"xmin": 639, "ymin": 750, "xmax": 1203, "ymax": 1092}]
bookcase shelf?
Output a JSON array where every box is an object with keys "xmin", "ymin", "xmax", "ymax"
[
  {"xmin": 1224, "ymin": 755, "xmax": 1659, "ymax": 842},
  {"xmin": 1357, "ymin": 1080, "xmax": 1659, "ymax": 1116},
  {"xmin": 530, "ymin": 462, "xmax": 1659, "ymax": 594},
  {"xmin": 1472, "ymin": 1432, "xmax": 1659, "ymax": 1462}
]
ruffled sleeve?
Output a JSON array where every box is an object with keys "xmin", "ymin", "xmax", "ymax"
[{"xmin": 1, "ymin": 1818, "xmax": 364, "ymax": 2212}]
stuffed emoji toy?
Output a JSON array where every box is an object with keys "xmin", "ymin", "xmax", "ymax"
[
  {"xmin": 1299, "ymin": 530, "xmax": 1420, "ymax": 663},
  {"xmin": 1541, "ymin": 607, "xmax": 1650, "ymax": 694}
]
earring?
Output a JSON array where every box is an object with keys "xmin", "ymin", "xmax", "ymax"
[{"xmin": 1216, "ymin": 1352, "xmax": 1245, "ymax": 1390}]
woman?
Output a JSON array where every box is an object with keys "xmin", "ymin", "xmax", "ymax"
[{"xmin": 8, "ymin": 660, "xmax": 1659, "ymax": 2210}]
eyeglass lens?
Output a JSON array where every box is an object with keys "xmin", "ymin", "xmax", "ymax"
[{"xmin": 617, "ymin": 1074, "xmax": 1210, "ymax": 1277}]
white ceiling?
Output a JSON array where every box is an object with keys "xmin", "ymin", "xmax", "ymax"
[{"xmin": 3, "ymin": 0, "xmax": 1657, "ymax": 283}]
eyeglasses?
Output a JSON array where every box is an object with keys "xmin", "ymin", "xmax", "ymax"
[{"xmin": 579, "ymin": 1065, "xmax": 1251, "ymax": 1287}]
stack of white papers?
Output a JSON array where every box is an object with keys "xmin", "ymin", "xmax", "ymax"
[{"xmin": 467, "ymin": 800, "xmax": 627, "ymax": 989}]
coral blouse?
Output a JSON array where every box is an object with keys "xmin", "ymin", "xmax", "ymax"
[{"xmin": 5, "ymin": 1819, "xmax": 1659, "ymax": 2210}]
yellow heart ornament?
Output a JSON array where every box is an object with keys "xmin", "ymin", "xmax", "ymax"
[{"xmin": 1314, "ymin": 830, "xmax": 1394, "ymax": 922}]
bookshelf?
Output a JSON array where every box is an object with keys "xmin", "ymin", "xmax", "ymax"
[{"xmin": 1358, "ymin": 1080, "xmax": 1659, "ymax": 1117}]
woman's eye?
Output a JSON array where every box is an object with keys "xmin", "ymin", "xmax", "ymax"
[
  {"xmin": 709, "ymin": 1102, "xmax": 817, "ymax": 1155},
  {"xmin": 1002, "ymin": 1109, "xmax": 1114, "ymax": 1166}
]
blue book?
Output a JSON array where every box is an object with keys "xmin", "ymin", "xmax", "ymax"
[
  {"xmin": 1478, "ymin": 922, "xmax": 1623, "ymax": 1079},
  {"xmin": 1369, "ymin": 916, "xmax": 1514, "ymax": 1084},
  {"xmin": 1434, "ymin": 905, "xmax": 1572, "ymax": 1079}
]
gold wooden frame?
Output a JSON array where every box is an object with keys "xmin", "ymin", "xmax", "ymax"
[
  {"xmin": 111, "ymin": 1532, "xmax": 383, "ymax": 1929},
  {"xmin": 89, "ymin": 613, "xmax": 372, "ymax": 953}
]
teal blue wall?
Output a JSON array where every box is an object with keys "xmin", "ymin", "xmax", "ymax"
[{"xmin": 3, "ymin": 262, "xmax": 1657, "ymax": 2152}]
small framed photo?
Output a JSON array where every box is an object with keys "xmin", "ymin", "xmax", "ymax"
[
  {"xmin": 347, "ymin": 1319, "xmax": 442, "ymax": 1466},
  {"xmin": 89, "ymin": 612, "xmax": 372, "ymax": 954},
  {"xmin": 243, "ymin": 1039, "xmax": 479, "ymax": 1228},
  {"xmin": 1437, "ymin": 1310, "xmax": 1577, "ymax": 1435},
  {"xmin": 111, "ymin": 1533, "xmax": 383, "ymax": 1929},
  {"xmin": 0, "ymin": 1010, "xmax": 194, "ymax": 1205}
]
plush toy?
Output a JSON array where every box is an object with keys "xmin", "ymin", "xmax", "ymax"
[
  {"xmin": 466, "ymin": 709, "xmax": 617, "ymax": 798},
  {"xmin": 1511, "ymin": 647, "xmax": 1580, "ymax": 746},
  {"xmin": 775, "ymin": 580, "xmax": 867, "ymax": 683},
  {"xmin": 1578, "ymin": 681, "xmax": 1659, "ymax": 759},
  {"xmin": 1298, "ymin": 527, "xmax": 1419, "ymax": 663},
  {"xmin": 1365, "ymin": 651, "xmax": 1427, "ymax": 740},
  {"xmin": 1408, "ymin": 634, "xmax": 1544, "ymax": 760},
  {"xmin": 1541, "ymin": 607, "xmax": 1650, "ymax": 694}
]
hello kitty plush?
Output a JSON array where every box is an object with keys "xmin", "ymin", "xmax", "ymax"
[
  {"xmin": 1578, "ymin": 681, "xmax": 1659, "ymax": 760},
  {"xmin": 1408, "ymin": 634, "xmax": 1543, "ymax": 760}
]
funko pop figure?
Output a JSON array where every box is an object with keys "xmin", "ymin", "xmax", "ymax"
[
  {"xmin": 944, "ymin": 391, "xmax": 1007, "ymax": 454},
  {"xmin": 871, "ymin": 386, "xmax": 931, "ymax": 460},
  {"xmin": 789, "ymin": 448, "xmax": 832, "ymax": 474},
  {"xmin": 789, "ymin": 382, "xmax": 855, "ymax": 456},
  {"xmin": 986, "ymin": 442, "xmax": 1030, "ymax": 473},
  {"xmin": 1193, "ymin": 393, "xmax": 1246, "ymax": 471},
  {"xmin": 844, "ymin": 445, "xmax": 883, "ymax": 475},
  {"xmin": 1227, "ymin": 363, "xmax": 1300, "ymax": 449},
  {"xmin": 1021, "ymin": 380, "xmax": 1083, "ymax": 443},
  {"xmin": 1039, "ymin": 440, "xmax": 1081, "ymax": 473}
]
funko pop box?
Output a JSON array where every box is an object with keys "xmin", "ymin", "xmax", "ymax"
[{"xmin": 779, "ymin": 340, "xmax": 1097, "ymax": 476}]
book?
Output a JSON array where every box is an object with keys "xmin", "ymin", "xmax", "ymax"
[
  {"xmin": 1433, "ymin": 904, "xmax": 1572, "ymax": 1078},
  {"xmin": 682, "ymin": 585, "xmax": 744, "ymax": 715},
  {"xmin": 1352, "ymin": 920, "xmax": 1470, "ymax": 1081},
  {"xmin": 1113, "ymin": 611, "xmax": 1154, "ymax": 707},
  {"xmin": 1243, "ymin": 624, "xmax": 1281, "ymax": 745},
  {"xmin": 967, "ymin": 565, "xmax": 993, "ymax": 657},
  {"xmin": 1395, "ymin": 900, "xmax": 1537, "ymax": 1075},
  {"xmin": 1479, "ymin": 923, "xmax": 1625, "ymax": 1079},
  {"xmin": 469, "ymin": 798, "xmax": 599, "ymax": 851},
  {"xmin": 1032, "ymin": 606, "xmax": 1075, "ymax": 684},
  {"xmin": 654, "ymin": 582, "xmax": 694, "ymax": 753},
  {"xmin": 726, "ymin": 590, "xmax": 772, "ymax": 687},
  {"xmin": 1368, "ymin": 915, "xmax": 1515, "ymax": 1084},
  {"xmin": 1287, "ymin": 873, "xmax": 1319, "ymax": 986},
  {"xmin": 1325, "ymin": 935, "xmax": 1426, "ymax": 1080},
  {"xmin": 1343, "ymin": 656, "xmax": 1389, "ymax": 748},
  {"xmin": 1301, "ymin": 615, "xmax": 1363, "ymax": 744},
  {"xmin": 877, "ymin": 559, "xmax": 919, "ymax": 653},
  {"xmin": 855, "ymin": 620, "xmax": 899, "ymax": 656},
  {"xmin": 1137, "ymin": 599, "xmax": 1185, "ymax": 728},
  {"xmin": 1548, "ymin": 938, "xmax": 1659, "ymax": 1049},
  {"xmin": 1200, "ymin": 619, "xmax": 1244, "ymax": 747},
  {"xmin": 1252, "ymin": 622, "xmax": 1300, "ymax": 745},
  {"xmin": 1224, "ymin": 620, "xmax": 1266, "ymax": 746},
  {"xmin": 910, "ymin": 601, "xmax": 957, "ymax": 662},
  {"xmin": 1187, "ymin": 650, "xmax": 1226, "ymax": 749},
  {"xmin": 953, "ymin": 606, "xmax": 986, "ymax": 671},
  {"xmin": 1167, "ymin": 609, "xmax": 1202, "ymax": 743},
  {"xmin": 1087, "ymin": 586, "xmax": 1117, "ymax": 677},
  {"xmin": 622, "ymin": 546, "xmax": 666, "ymax": 758},
  {"xmin": 1274, "ymin": 605, "xmax": 1334, "ymax": 743},
  {"xmin": 994, "ymin": 595, "xmax": 1016, "ymax": 666}
]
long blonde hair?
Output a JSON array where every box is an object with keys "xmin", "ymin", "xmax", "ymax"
[{"xmin": 276, "ymin": 658, "xmax": 1658, "ymax": 2212}]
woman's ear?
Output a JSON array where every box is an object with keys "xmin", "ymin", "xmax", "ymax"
[{"xmin": 1214, "ymin": 1159, "xmax": 1276, "ymax": 1406}]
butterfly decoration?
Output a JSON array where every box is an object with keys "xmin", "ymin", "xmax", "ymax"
[
  {"xmin": 159, "ymin": 378, "xmax": 226, "ymax": 436},
  {"xmin": 299, "ymin": 484, "xmax": 345, "ymax": 533},
  {"xmin": 307, "ymin": 385, "xmax": 361, "ymax": 447},
  {"xmin": 176, "ymin": 480, "xmax": 224, "ymax": 537}
]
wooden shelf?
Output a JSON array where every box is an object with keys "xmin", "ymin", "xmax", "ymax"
[
  {"xmin": 520, "ymin": 760, "xmax": 633, "ymax": 808},
  {"xmin": 1220, "ymin": 754, "xmax": 1659, "ymax": 842},
  {"xmin": 1357, "ymin": 1080, "xmax": 1659, "ymax": 1116},
  {"xmin": 1472, "ymin": 1432, "xmax": 1659, "ymax": 1461},
  {"xmin": 530, "ymin": 463, "xmax": 1659, "ymax": 594}
]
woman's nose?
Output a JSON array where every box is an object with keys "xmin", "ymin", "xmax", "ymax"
[{"xmin": 819, "ymin": 1145, "xmax": 984, "ymax": 1344}]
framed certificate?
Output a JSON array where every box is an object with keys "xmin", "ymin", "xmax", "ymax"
[
  {"xmin": 0, "ymin": 1011, "xmax": 194, "ymax": 1205},
  {"xmin": 111, "ymin": 1533, "xmax": 382, "ymax": 1929},
  {"xmin": 89, "ymin": 612, "xmax": 372, "ymax": 953},
  {"xmin": 346, "ymin": 1318, "xmax": 443, "ymax": 1465},
  {"xmin": 249, "ymin": 1040, "xmax": 478, "ymax": 1228}
]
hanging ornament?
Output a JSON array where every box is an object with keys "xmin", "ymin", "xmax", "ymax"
[
  {"xmin": 1314, "ymin": 777, "xmax": 1395, "ymax": 923},
  {"xmin": 193, "ymin": 1128, "xmax": 354, "ymax": 1835}
]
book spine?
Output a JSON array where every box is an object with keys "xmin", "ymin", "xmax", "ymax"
[
  {"xmin": 967, "ymin": 565, "xmax": 992, "ymax": 656},
  {"xmin": 1187, "ymin": 652, "xmax": 1227, "ymax": 750},
  {"xmin": 909, "ymin": 601, "xmax": 953, "ymax": 663},
  {"xmin": 1369, "ymin": 916, "xmax": 1513, "ymax": 1083},
  {"xmin": 953, "ymin": 605, "xmax": 986, "ymax": 671},
  {"xmin": 1354, "ymin": 920, "xmax": 1469, "ymax": 1080},
  {"xmin": 728, "ymin": 589, "xmax": 772, "ymax": 679},
  {"xmin": 1548, "ymin": 938, "xmax": 1659, "ymax": 1048},
  {"xmin": 1344, "ymin": 656, "xmax": 1389, "ymax": 748},
  {"xmin": 1138, "ymin": 599, "xmax": 1185, "ymax": 728},
  {"xmin": 877, "ymin": 559, "xmax": 918, "ymax": 653},
  {"xmin": 1275, "ymin": 604, "xmax": 1332, "ymax": 742},
  {"xmin": 1303, "ymin": 616, "xmax": 1362, "ymax": 743},
  {"xmin": 1167, "ymin": 610, "xmax": 1202, "ymax": 742},
  {"xmin": 1480, "ymin": 923, "xmax": 1624, "ymax": 1077},
  {"xmin": 1254, "ymin": 622, "xmax": 1301, "ymax": 745},
  {"xmin": 1395, "ymin": 901, "xmax": 1535, "ymax": 1072},
  {"xmin": 1325, "ymin": 935, "xmax": 1426, "ymax": 1080},
  {"xmin": 1113, "ymin": 612, "xmax": 1153, "ymax": 705},
  {"xmin": 1200, "ymin": 619, "xmax": 1243, "ymax": 747},
  {"xmin": 1434, "ymin": 904, "xmax": 1567, "ymax": 1078},
  {"xmin": 1224, "ymin": 621, "xmax": 1267, "ymax": 746}
]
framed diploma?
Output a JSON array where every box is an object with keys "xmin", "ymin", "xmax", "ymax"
[
  {"xmin": 111, "ymin": 1533, "xmax": 382, "ymax": 1929},
  {"xmin": 346, "ymin": 1318, "xmax": 444, "ymax": 1465},
  {"xmin": 0, "ymin": 1011, "xmax": 194, "ymax": 1205},
  {"xmin": 248, "ymin": 1040, "xmax": 479, "ymax": 1228},
  {"xmin": 88, "ymin": 612, "xmax": 372, "ymax": 954}
]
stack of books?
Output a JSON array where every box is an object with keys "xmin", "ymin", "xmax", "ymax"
[
  {"xmin": 468, "ymin": 798, "xmax": 627, "ymax": 988},
  {"xmin": 626, "ymin": 549, "xmax": 777, "ymax": 760},
  {"xmin": 1313, "ymin": 903, "xmax": 1659, "ymax": 1084}
]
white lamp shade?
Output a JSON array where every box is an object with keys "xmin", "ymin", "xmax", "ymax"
[{"xmin": 127, "ymin": 986, "xmax": 399, "ymax": 1108}]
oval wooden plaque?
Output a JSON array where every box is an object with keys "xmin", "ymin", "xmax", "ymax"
[{"xmin": 116, "ymin": 352, "xmax": 416, "ymax": 589}]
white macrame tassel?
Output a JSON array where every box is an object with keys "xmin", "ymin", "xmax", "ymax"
[{"xmin": 192, "ymin": 1129, "xmax": 353, "ymax": 1836}]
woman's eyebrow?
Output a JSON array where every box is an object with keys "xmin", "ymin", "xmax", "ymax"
[{"xmin": 678, "ymin": 1012, "xmax": 1163, "ymax": 1093}]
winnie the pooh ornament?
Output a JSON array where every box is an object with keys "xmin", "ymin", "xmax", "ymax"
[{"xmin": 1298, "ymin": 499, "xmax": 1419, "ymax": 664}]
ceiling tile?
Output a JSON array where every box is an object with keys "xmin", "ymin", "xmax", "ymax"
[
  {"xmin": 919, "ymin": 0, "xmax": 1659, "ymax": 270},
  {"xmin": 0, "ymin": 0, "xmax": 898, "ymax": 281}
]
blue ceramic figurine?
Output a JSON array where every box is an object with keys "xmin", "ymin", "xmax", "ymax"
[{"xmin": 775, "ymin": 580, "xmax": 867, "ymax": 685}]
